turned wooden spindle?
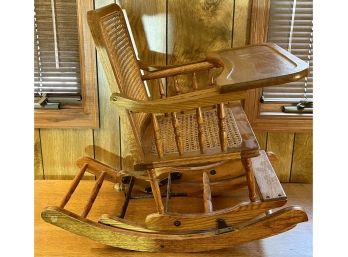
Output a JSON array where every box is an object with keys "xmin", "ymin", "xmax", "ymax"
[
  {"xmin": 203, "ymin": 172, "xmax": 213, "ymax": 213},
  {"xmin": 148, "ymin": 169, "xmax": 165, "ymax": 214},
  {"xmin": 171, "ymin": 112, "xmax": 184, "ymax": 155},
  {"xmin": 173, "ymin": 77, "xmax": 181, "ymax": 95},
  {"xmin": 152, "ymin": 114, "xmax": 164, "ymax": 158},
  {"xmin": 81, "ymin": 171, "xmax": 106, "ymax": 218},
  {"xmin": 192, "ymin": 72, "xmax": 206, "ymax": 153},
  {"xmin": 158, "ymin": 79, "xmax": 166, "ymax": 99},
  {"xmin": 217, "ymin": 103, "xmax": 228, "ymax": 152},
  {"xmin": 60, "ymin": 163, "xmax": 88, "ymax": 208},
  {"xmin": 208, "ymin": 68, "xmax": 215, "ymax": 86},
  {"xmin": 241, "ymin": 158, "xmax": 257, "ymax": 202}
]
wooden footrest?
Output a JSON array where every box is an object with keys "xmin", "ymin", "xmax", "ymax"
[{"xmin": 251, "ymin": 150, "xmax": 286, "ymax": 202}]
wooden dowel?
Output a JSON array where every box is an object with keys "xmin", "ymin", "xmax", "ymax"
[
  {"xmin": 192, "ymin": 72, "xmax": 199, "ymax": 90},
  {"xmin": 203, "ymin": 172, "xmax": 213, "ymax": 213},
  {"xmin": 59, "ymin": 163, "xmax": 88, "ymax": 208},
  {"xmin": 196, "ymin": 108, "xmax": 205, "ymax": 153},
  {"xmin": 81, "ymin": 171, "xmax": 106, "ymax": 218},
  {"xmin": 174, "ymin": 77, "xmax": 181, "ymax": 95},
  {"xmin": 171, "ymin": 112, "xmax": 184, "ymax": 155},
  {"xmin": 158, "ymin": 79, "xmax": 166, "ymax": 99},
  {"xmin": 208, "ymin": 68, "xmax": 215, "ymax": 86},
  {"xmin": 192, "ymin": 72, "xmax": 206, "ymax": 153},
  {"xmin": 241, "ymin": 158, "xmax": 257, "ymax": 202},
  {"xmin": 147, "ymin": 169, "xmax": 165, "ymax": 214},
  {"xmin": 165, "ymin": 173, "xmax": 172, "ymax": 212},
  {"xmin": 217, "ymin": 103, "xmax": 228, "ymax": 152},
  {"xmin": 152, "ymin": 114, "xmax": 164, "ymax": 158}
]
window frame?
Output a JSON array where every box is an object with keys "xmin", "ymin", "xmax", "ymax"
[
  {"xmin": 244, "ymin": 0, "xmax": 312, "ymax": 132},
  {"xmin": 34, "ymin": 0, "xmax": 99, "ymax": 128}
]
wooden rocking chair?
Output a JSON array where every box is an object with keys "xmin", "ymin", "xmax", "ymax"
[{"xmin": 42, "ymin": 3, "xmax": 309, "ymax": 252}]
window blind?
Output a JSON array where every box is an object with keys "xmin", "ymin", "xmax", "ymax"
[
  {"xmin": 34, "ymin": 0, "xmax": 81, "ymax": 109},
  {"xmin": 262, "ymin": 0, "xmax": 313, "ymax": 108}
]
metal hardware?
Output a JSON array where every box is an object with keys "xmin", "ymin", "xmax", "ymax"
[
  {"xmin": 216, "ymin": 218, "xmax": 233, "ymax": 234},
  {"xmin": 165, "ymin": 173, "xmax": 172, "ymax": 212},
  {"xmin": 121, "ymin": 176, "xmax": 132, "ymax": 184},
  {"xmin": 210, "ymin": 169, "xmax": 217, "ymax": 175},
  {"xmin": 130, "ymin": 192, "xmax": 187, "ymax": 199},
  {"xmin": 34, "ymin": 102, "xmax": 60, "ymax": 109},
  {"xmin": 174, "ymin": 220, "xmax": 181, "ymax": 227},
  {"xmin": 118, "ymin": 176, "xmax": 135, "ymax": 218}
]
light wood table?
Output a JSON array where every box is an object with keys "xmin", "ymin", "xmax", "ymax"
[{"xmin": 35, "ymin": 180, "xmax": 312, "ymax": 257}]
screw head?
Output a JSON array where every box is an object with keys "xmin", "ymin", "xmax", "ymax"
[
  {"xmin": 174, "ymin": 220, "xmax": 181, "ymax": 226},
  {"xmin": 210, "ymin": 169, "xmax": 217, "ymax": 175}
]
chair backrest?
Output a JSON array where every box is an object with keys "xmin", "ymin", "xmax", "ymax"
[{"xmin": 87, "ymin": 4, "xmax": 150, "ymax": 158}]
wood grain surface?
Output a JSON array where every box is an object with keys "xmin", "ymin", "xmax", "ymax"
[
  {"xmin": 290, "ymin": 133, "xmax": 313, "ymax": 183},
  {"xmin": 266, "ymin": 132, "xmax": 295, "ymax": 182},
  {"xmin": 34, "ymin": 0, "xmax": 312, "ymax": 184},
  {"xmin": 34, "ymin": 129, "xmax": 44, "ymax": 179},
  {"xmin": 92, "ymin": 0, "xmax": 121, "ymax": 170},
  {"xmin": 35, "ymin": 180, "xmax": 312, "ymax": 256},
  {"xmin": 232, "ymin": 0, "xmax": 251, "ymax": 47},
  {"xmin": 40, "ymin": 129, "xmax": 94, "ymax": 179}
]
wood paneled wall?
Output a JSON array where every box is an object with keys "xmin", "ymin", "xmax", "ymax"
[{"xmin": 34, "ymin": 0, "xmax": 312, "ymax": 183}]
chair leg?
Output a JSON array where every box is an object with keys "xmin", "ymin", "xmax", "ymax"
[
  {"xmin": 241, "ymin": 157, "xmax": 257, "ymax": 202},
  {"xmin": 147, "ymin": 169, "xmax": 165, "ymax": 214}
]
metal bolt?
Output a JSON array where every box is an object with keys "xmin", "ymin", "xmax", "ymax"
[
  {"xmin": 210, "ymin": 170, "xmax": 217, "ymax": 175},
  {"xmin": 174, "ymin": 220, "xmax": 181, "ymax": 226},
  {"xmin": 122, "ymin": 176, "xmax": 131, "ymax": 184}
]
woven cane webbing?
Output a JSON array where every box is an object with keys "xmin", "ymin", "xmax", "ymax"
[{"xmin": 151, "ymin": 108, "xmax": 242, "ymax": 155}]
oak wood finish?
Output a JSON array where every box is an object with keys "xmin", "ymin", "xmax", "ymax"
[
  {"xmin": 40, "ymin": 129, "xmax": 94, "ymax": 179},
  {"xmin": 266, "ymin": 132, "xmax": 295, "ymax": 182},
  {"xmin": 35, "ymin": 0, "xmax": 99, "ymax": 128},
  {"xmin": 148, "ymin": 169, "xmax": 165, "ymax": 214},
  {"xmin": 94, "ymin": 0, "xmax": 121, "ymax": 169},
  {"xmin": 60, "ymin": 163, "xmax": 89, "ymax": 209},
  {"xmin": 167, "ymin": 0, "xmax": 234, "ymax": 94},
  {"xmin": 40, "ymin": 3, "xmax": 310, "ymax": 252},
  {"xmin": 217, "ymin": 103, "xmax": 228, "ymax": 152},
  {"xmin": 99, "ymin": 214, "xmax": 156, "ymax": 233},
  {"xmin": 34, "ymin": 129, "xmax": 44, "ymax": 179},
  {"xmin": 36, "ymin": 181, "xmax": 312, "ymax": 256},
  {"xmin": 206, "ymin": 43, "xmax": 309, "ymax": 93},
  {"xmin": 110, "ymin": 89, "xmax": 247, "ymax": 113},
  {"xmin": 244, "ymin": 0, "xmax": 313, "ymax": 132},
  {"xmin": 232, "ymin": 0, "xmax": 252, "ymax": 48},
  {"xmin": 42, "ymin": 205, "xmax": 307, "ymax": 252},
  {"xmin": 81, "ymin": 171, "xmax": 106, "ymax": 218},
  {"xmin": 241, "ymin": 158, "xmax": 257, "ymax": 202},
  {"xmin": 145, "ymin": 199, "xmax": 287, "ymax": 232},
  {"xmin": 202, "ymin": 172, "xmax": 213, "ymax": 213},
  {"xmin": 290, "ymin": 133, "xmax": 313, "ymax": 183},
  {"xmin": 251, "ymin": 151, "xmax": 286, "ymax": 201}
]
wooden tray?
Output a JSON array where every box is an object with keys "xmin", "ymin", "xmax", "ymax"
[{"xmin": 206, "ymin": 43, "xmax": 309, "ymax": 93}]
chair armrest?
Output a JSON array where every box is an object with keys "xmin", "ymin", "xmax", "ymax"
[
  {"xmin": 141, "ymin": 61, "xmax": 219, "ymax": 81},
  {"xmin": 110, "ymin": 88, "xmax": 246, "ymax": 113},
  {"xmin": 137, "ymin": 60, "xmax": 181, "ymax": 71}
]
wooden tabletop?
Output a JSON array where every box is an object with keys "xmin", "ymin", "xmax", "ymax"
[{"xmin": 35, "ymin": 180, "xmax": 312, "ymax": 257}]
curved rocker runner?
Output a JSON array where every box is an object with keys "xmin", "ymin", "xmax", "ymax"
[{"xmin": 42, "ymin": 3, "xmax": 309, "ymax": 252}]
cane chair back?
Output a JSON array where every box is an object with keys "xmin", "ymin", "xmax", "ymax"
[{"xmin": 88, "ymin": 4, "xmax": 150, "ymax": 156}]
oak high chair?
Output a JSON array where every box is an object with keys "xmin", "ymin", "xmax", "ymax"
[{"xmin": 42, "ymin": 3, "xmax": 309, "ymax": 252}]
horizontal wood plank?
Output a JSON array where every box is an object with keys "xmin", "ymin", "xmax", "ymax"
[{"xmin": 251, "ymin": 150, "xmax": 286, "ymax": 201}]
